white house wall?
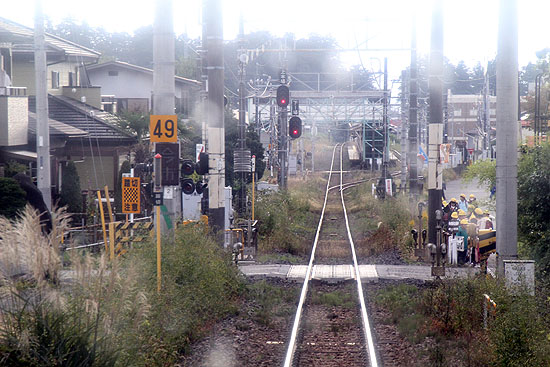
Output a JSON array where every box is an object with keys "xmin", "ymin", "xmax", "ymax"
[{"xmin": 88, "ymin": 66, "xmax": 189, "ymax": 112}]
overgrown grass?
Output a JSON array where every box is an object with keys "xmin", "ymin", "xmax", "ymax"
[
  {"xmin": 0, "ymin": 207, "xmax": 244, "ymax": 367},
  {"xmin": 311, "ymin": 286, "xmax": 355, "ymax": 309},
  {"xmin": 346, "ymin": 185, "xmax": 414, "ymax": 260},
  {"xmin": 255, "ymin": 188, "xmax": 318, "ymax": 257},
  {"xmin": 375, "ymin": 277, "xmax": 550, "ymax": 366},
  {"xmin": 246, "ymin": 280, "xmax": 298, "ymax": 326}
]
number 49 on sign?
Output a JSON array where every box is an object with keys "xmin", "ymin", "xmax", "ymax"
[{"xmin": 150, "ymin": 115, "xmax": 177, "ymax": 143}]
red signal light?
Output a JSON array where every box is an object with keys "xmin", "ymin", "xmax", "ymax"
[
  {"xmin": 289, "ymin": 116, "xmax": 302, "ymax": 139},
  {"xmin": 276, "ymin": 85, "xmax": 289, "ymax": 107}
]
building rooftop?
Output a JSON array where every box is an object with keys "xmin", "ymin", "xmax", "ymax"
[
  {"xmin": 87, "ymin": 60, "xmax": 201, "ymax": 87},
  {"xmin": 28, "ymin": 95, "xmax": 135, "ymax": 143},
  {"xmin": 0, "ymin": 17, "xmax": 100, "ymax": 60}
]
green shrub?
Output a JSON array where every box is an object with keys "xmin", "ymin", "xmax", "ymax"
[
  {"xmin": 377, "ymin": 278, "xmax": 550, "ymax": 366},
  {"xmin": 123, "ymin": 225, "xmax": 243, "ymax": 366},
  {"xmin": 0, "ymin": 177, "xmax": 26, "ymax": 218},
  {"xmin": 59, "ymin": 161, "xmax": 83, "ymax": 213}
]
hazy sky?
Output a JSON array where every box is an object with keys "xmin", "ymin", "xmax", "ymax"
[{"xmin": 3, "ymin": 0, "xmax": 549, "ymax": 77}]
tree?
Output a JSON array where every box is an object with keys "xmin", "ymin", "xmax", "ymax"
[
  {"xmin": 519, "ymin": 62, "xmax": 541, "ymax": 96},
  {"xmin": 116, "ymin": 111, "xmax": 149, "ymax": 142},
  {"xmin": 517, "ymin": 145, "xmax": 550, "ymax": 276},
  {"xmin": 59, "ymin": 161, "xmax": 83, "ymax": 214},
  {"xmin": 464, "ymin": 144, "xmax": 550, "ymax": 278},
  {"xmin": 471, "ymin": 62, "xmax": 486, "ymax": 94},
  {"xmin": 451, "ymin": 61, "xmax": 473, "ymax": 94},
  {"xmin": 0, "ymin": 177, "xmax": 26, "ymax": 218}
]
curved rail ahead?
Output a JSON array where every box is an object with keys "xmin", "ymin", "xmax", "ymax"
[{"xmin": 283, "ymin": 143, "xmax": 379, "ymax": 367}]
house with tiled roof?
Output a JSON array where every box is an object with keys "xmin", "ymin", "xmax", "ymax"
[{"xmin": 0, "ymin": 17, "xmax": 136, "ymax": 198}]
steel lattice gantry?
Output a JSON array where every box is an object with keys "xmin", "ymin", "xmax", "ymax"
[{"xmin": 249, "ymin": 89, "xmax": 387, "ymax": 164}]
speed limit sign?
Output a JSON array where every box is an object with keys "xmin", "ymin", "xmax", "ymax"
[{"xmin": 149, "ymin": 115, "xmax": 177, "ymax": 143}]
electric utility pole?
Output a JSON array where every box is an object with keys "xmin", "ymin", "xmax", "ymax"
[
  {"xmin": 34, "ymin": 0, "xmax": 52, "ymax": 210},
  {"xmin": 236, "ymin": 13, "xmax": 250, "ymax": 216},
  {"xmin": 382, "ymin": 58, "xmax": 389, "ymax": 181},
  {"xmin": 496, "ymin": 0, "xmax": 518, "ymax": 273},
  {"xmin": 483, "ymin": 66, "xmax": 490, "ymax": 158},
  {"xmin": 205, "ymin": 0, "xmax": 226, "ymax": 231},
  {"xmin": 153, "ymin": 0, "xmax": 178, "ymax": 228},
  {"xmin": 408, "ymin": 17, "xmax": 418, "ymax": 196},
  {"xmin": 401, "ymin": 70, "xmax": 408, "ymax": 193},
  {"xmin": 428, "ymin": 0, "xmax": 444, "ymax": 246}
]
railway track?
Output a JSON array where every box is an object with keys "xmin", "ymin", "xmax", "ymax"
[{"xmin": 283, "ymin": 144, "xmax": 379, "ymax": 367}]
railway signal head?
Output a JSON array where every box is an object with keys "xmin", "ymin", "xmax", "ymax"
[
  {"xmin": 181, "ymin": 178, "xmax": 195, "ymax": 195},
  {"xmin": 181, "ymin": 159, "xmax": 195, "ymax": 176},
  {"xmin": 276, "ymin": 85, "xmax": 289, "ymax": 107},
  {"xmin": 195, "ymin": 152, "xmax": 209, "ymax": 175},
  {"xmin": 181, "ymin": 159, "xmax": 196, "ymax": 195},
  {"xmin": 289, "ymin": 116, "xmax": 302, "ymax": 139}
]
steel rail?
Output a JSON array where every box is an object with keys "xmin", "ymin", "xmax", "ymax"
[
  {"xmin": 339, "ymin": 144, "xmax": 380, "ymax": 367},
  {"xmin": 283, "ymin": 144, "xmax": 341, "ymax": 367}
]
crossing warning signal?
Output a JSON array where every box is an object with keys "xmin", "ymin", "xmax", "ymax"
[
  {"xmin": 180, "ymin": 156, "xmax": 209, "ymax": 195},
  {"xmin": 276, "ymin": 85, "xmax": 289, "ymax": 107},
  {"xmin": 289, "ymin": 116, "xmax": 302, "ymax": 139}
]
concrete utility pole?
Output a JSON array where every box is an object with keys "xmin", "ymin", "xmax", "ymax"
[
  {"xmin": 496, "ymin": 0, "xmax": 518, "ymax": 272},
  {"xmin": 153, "ymin": 0, "xmax": 179, "ymax": 225},
  {"xmin": 400, "ymin": 70, "xmax": 408, "ymax": 193},
  {"xmin": 236, "ymin": 13, "xmax": 250, "ymax": 216},
  {"xmin": 408, "ymin": 18, "xmax": 418, "ymax": 197},
  {"xmin": 382, "ymin": 58, "xmax": 389, "ymax": 181},
  {"xmin": 484, "ymin": 66, "xmax": 490, "ymax": 158},
  {"xmin": 427, "ymin": 0, "xmax": 444, "ymax": 246},
  {"xmin": 34, "ymin": 0, "xmax": 52, "ymax": 211},
  {"xmin": 205, "ymin": 0, "xmax": 226, "ymax": 231}
]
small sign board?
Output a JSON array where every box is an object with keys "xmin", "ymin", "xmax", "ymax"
[
  {"xmin": 153, "ymin": 192, "xmax": 163, "ymax": 206},
  {"xmin": 504, "ymin": 260, "xmax": 535, "ymax": 295},
  {"xmin": 121, "ymin": 177, "xmax": 140, "ymax": 214},
  {"xmin": 385, "ymin": 178, "xmax": 393, "ymax": 197},
  {"xmin": 150, "ymin": 115, "xmax": 177, "ymax": 143}
]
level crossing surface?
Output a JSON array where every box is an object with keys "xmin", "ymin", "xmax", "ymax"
[{"xmin": 239, "ymin": 263, "xmax": 478, "ymax": 282}]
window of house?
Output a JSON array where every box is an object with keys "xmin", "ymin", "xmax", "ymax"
[
  {"xmin": 108, "ymin": 70, "xmax": 119, "ymax": 77},
  {"xmin": 116, "ymin": 98, "xmax": 148, "ymax": 113},
  {"xmin": 453, "ymin": 109, "xmax": 461, "ymax": 117},
  {"xmin": 51, "ymin": 71, "xmax": 60, "ymax": 89},
  {"xmin": 176, "ymin": 91, "xmax": 190, "ymax": 117},
  {"xmin": 470, "ymin": 108, "xmax": 477, "ymax": 116},
  {"xmin": 68, "ymin": 72, "xmax": 76, "ymax": 87}
]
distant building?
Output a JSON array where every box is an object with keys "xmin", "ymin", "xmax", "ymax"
[
  {"xmin": 446, "ymin": 93, "xmax": 497, "ymax": 164},
  {"xmin": 0, "ymin": 17, "xmax": 136, "ymax": 199},
  {"xmin": 87, "ymin": 60, "xmax": 201, "ymax": 119}
]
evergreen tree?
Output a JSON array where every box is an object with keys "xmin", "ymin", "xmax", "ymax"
[{"xmin": 59, "ymin": 161, "xmax": 82, "ymax": 213}]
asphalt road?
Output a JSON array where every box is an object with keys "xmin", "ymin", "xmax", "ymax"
[{"xmin": 444, "ymin": 178, "xmax": 491, "ymax": 203}]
